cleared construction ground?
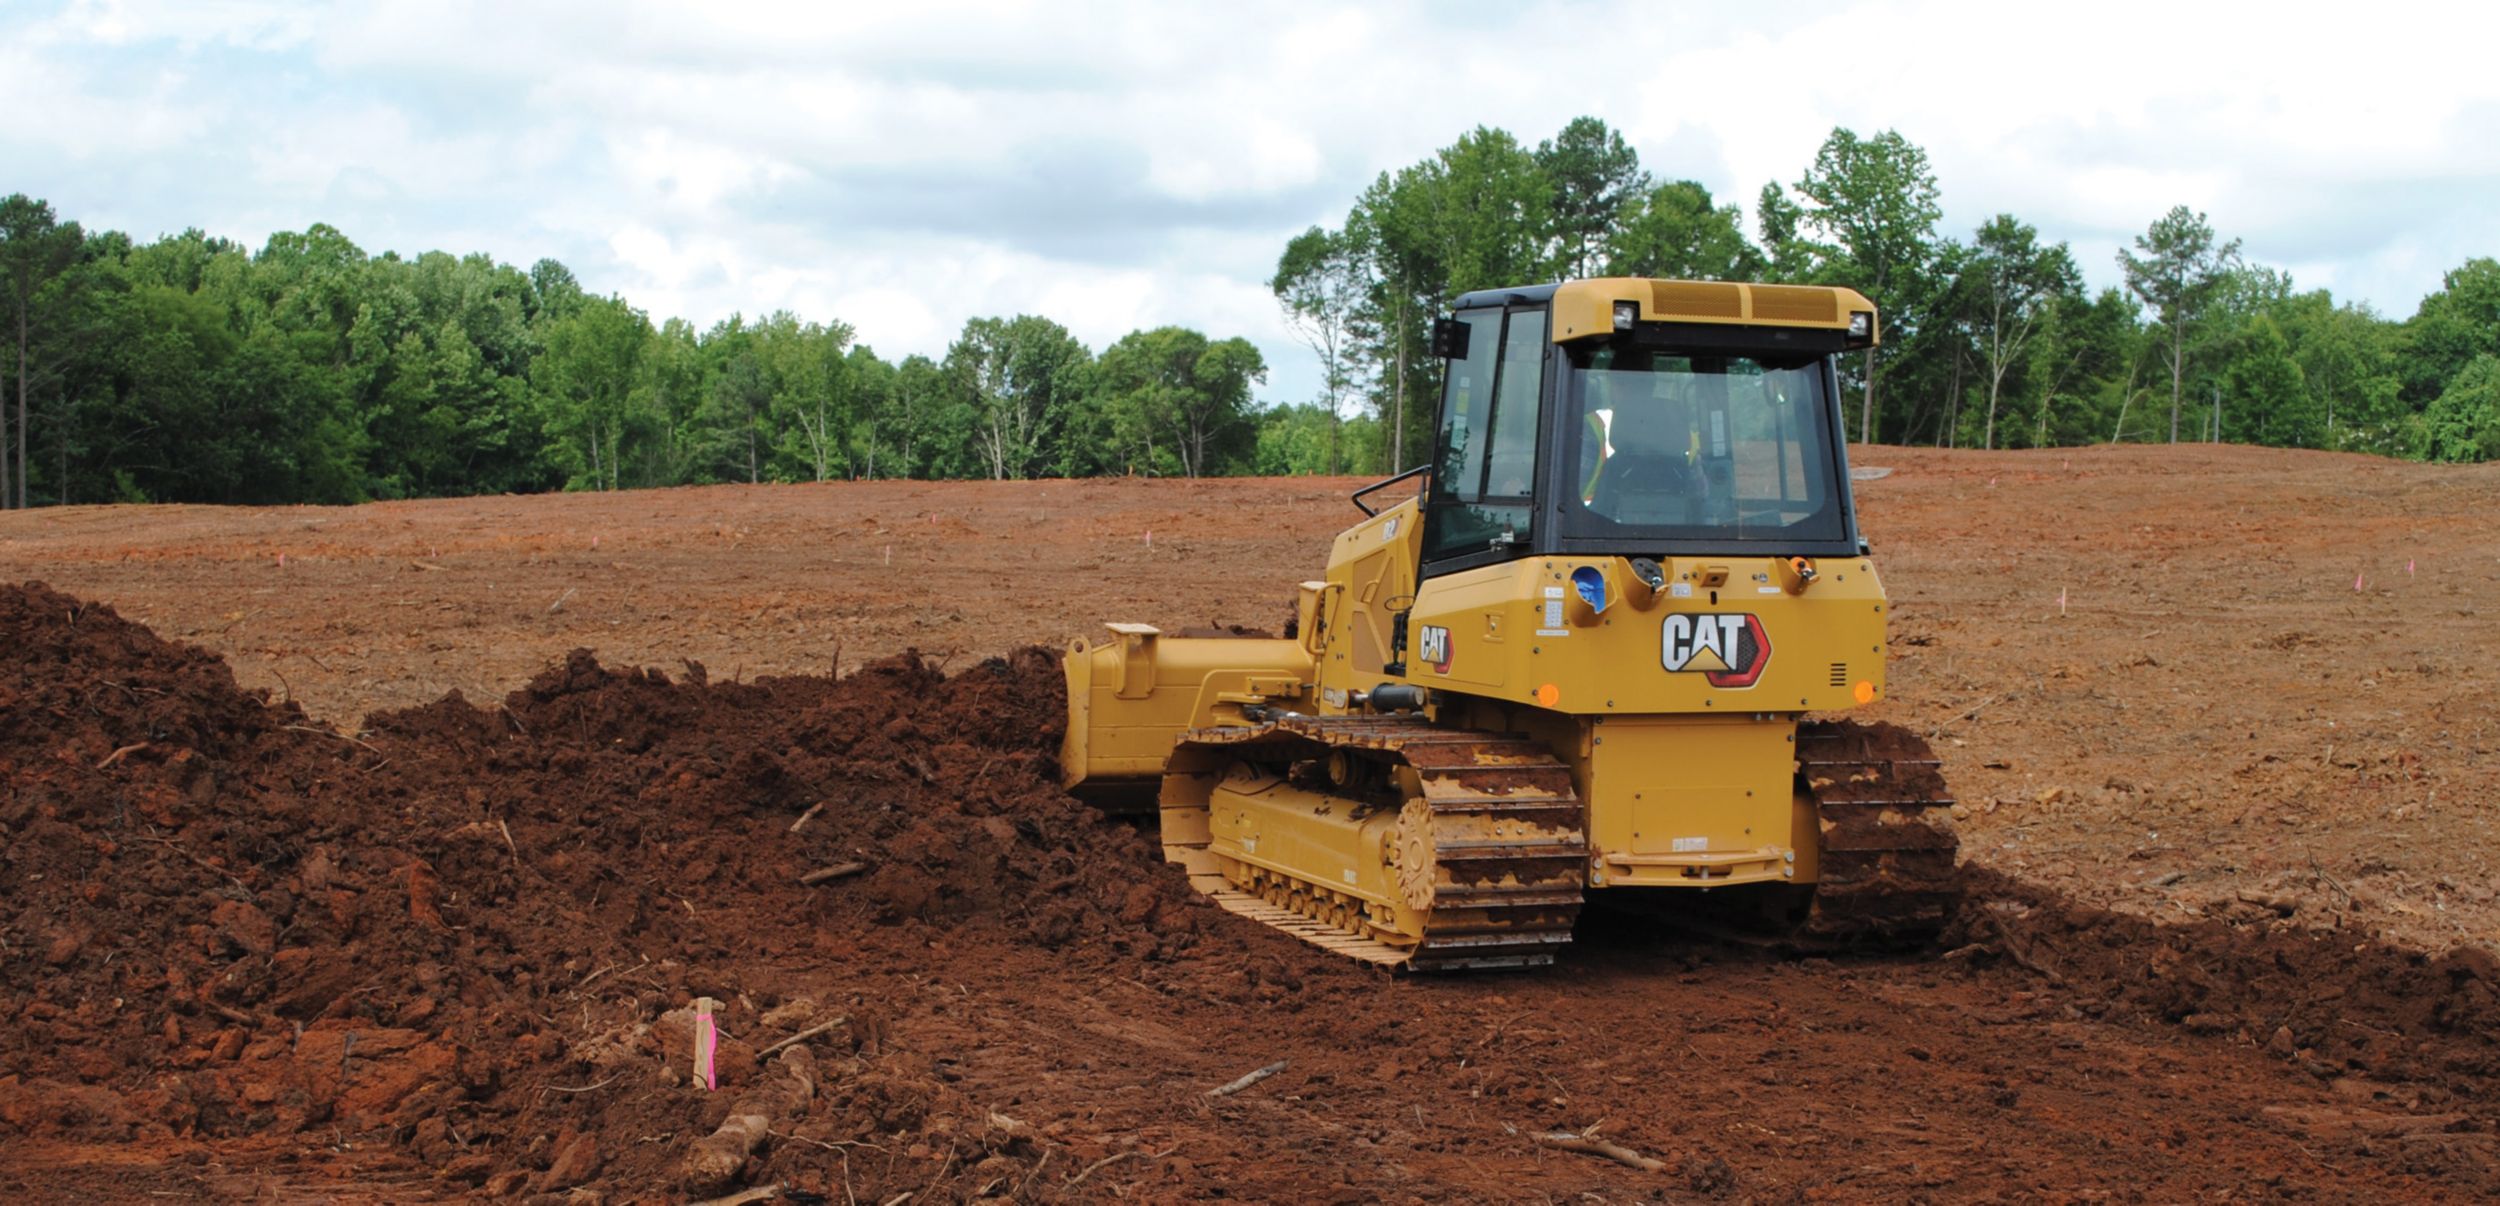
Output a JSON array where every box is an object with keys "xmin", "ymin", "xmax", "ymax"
[{"xmin": 2, "ymin": 443, "xmax": 2495, "ymax": 1200}]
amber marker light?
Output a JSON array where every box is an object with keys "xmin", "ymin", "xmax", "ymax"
[
  {"xmin": 1853, "ymin": 681, "xmax": 1878, "ymax": 704},
  {"xmin": 1535, "ymin": 683, "xmax": 1561, "ymax": 707}
]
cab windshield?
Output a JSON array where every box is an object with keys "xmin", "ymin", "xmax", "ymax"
[{"xmin": 1561, "ymin": 344, "xmax": 1844, "ymax": 544}]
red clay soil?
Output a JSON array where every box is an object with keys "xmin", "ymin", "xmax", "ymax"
[
  {"xmin": 6, "ymin": 447, "xmax": 2497, "ymax": 964},
  {"xmin": 4, "ymin": 580, "xmax": 2499, "ymax": 1202}
]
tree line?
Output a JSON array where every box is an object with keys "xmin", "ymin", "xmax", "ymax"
[
  {"xmin": 0, "ymin": 196, "xmax": 1325, "ymax": 507},
  {"xmin": 1273, "ymin": 118, "xmax": 2500, "ymax": 468},
  {"xmin": 6, "ymin": 120, "xmax": 2499, "ymax": 508}
]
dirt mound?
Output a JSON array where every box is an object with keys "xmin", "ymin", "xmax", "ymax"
[
  {"xmin": 9, "ymin": 576, "xmax": 2498, "ymax": 1201},
  {"xmin": 1953, "ymin": 868, "xmax": 2500, "ymax": 1090},
  {"xmin": 0, "ymin": 581, "xmax": 1265, "ymax": 1198}
]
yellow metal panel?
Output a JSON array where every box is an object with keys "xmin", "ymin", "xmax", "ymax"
[
  {"xmin": 1205, "ymin": 775, "xmax": 1403, "ymax": 912},
  {"xmin": 1749, "ymin": 284, "xmax": 1843, "ymax": 324},
  {"xmin": 1582, "ymin": 714, "xmax": 1801, "ymax": 888},
  {"xmin": 1318, "ymin": 495, "xmax": 1423, "ymax": 708},
  {"xmin": 1548, "ymin": 277, "xmax": 1877, "ymax": 343},
  {"xmin": 1649, "ymin": 279, "xmax": 1745, "ymax": 319},
  {"xmin": 1401, "ymin": 555, "xmax": 1888, "ymax": 717},
  {"xmin": 1401, "ymin": 569, "xmax": 1513, "ymax": 690},
  {"xmin": 1058, "ymin": 629, "xmax": 1314, "ymax": 789}
]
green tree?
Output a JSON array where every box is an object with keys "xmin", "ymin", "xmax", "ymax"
[
  {"xmin": 529, "ymin": 258, "xmax": 584, "ymax": 324},
  {"xmin": 2271, "ymin": 291, "xmax": 2401, "ymax": 452},
  {"xmin": 1272, "ymin": 225, "xmax": 1369, "ymax": 474},
  {"xmin": 251, "ymin": 224, "xmax": 366, "ymax": 353},
  {"xmin": 532, "ymin": 295, "xmax": 651, "ymax": 490},
  {"xmin": 1955, "ymin": 215, "xmax": 2081, "ymax": 449},
  {"xmin": 1791, "ymin": 128, "xmax": 1944, "ymax": 443},
  {"xmin": 2119, "ymin": 205, "xmax": 2242, "ymax": 443},
  {"xmin": 888, "ymin": 354, "xmax": 960, "ymax": 478},
  {"xmin": 1342, "ymin": 181, "xmax": 1426, "ymax": 472},
  {"xmin": 37, "ymin": 235, "xmax": 129, "ymax": 504},
  {"xmin": 1255, "ymin": 403, "xmax": 1381, "ymax": 475},
  {"xmin": 0, "ymin": 194, "xmax": 89, "ymax": 507},
  {"xmin": 211, "ymin": 326, "xmax": 366, "ymax": 504},
  {"xmin": 1095, "ymin": 327, "xmax": 1267, "ymax": 478},
  {"xmin": 346, "ymin": 250, "xmax": 545, "ymax": 498},
  {"xmin": 103, "ymin": 282, "xmax": 236, "ymax": 500},
  {"xmin": 839, "ymin": 346, "xmax": 898, "ymax": 479},
  {"xmin": 2401, "ymin": 258, "xmax": 2500, "ymax": 405},
  {"xmin": 696, "ymin": 317, "xmax": 772, "ymax": 484},
  {"xmin": 2416, "ymin": 354, "xmax": 2500, "ymax": 462},
  {"xmin": 1753, "ymin": 181, "xmax": 1814, "ymax": 282},
  {"xmin": 945, "ymin": 315, "xmax": 1090, "ymax": 480},
  {"xmin": 1349, "ymin": 126, "xmax": 1554, "ymax": 470},
  {"xmin": 755, "ymin": 311, "xmax": 857, "ymax": 481},
  {"xmin": 639, "ymin": 317, "xmax": 706, "ymax": 485},
  {"xmin": 2221, "ymin": 314, "xmax": 2311, "ymax": 445},
  {"xmin": 1535, "ymin": 116, "xmax": 1647, "ymax": 279},
  {"xmin": 1604, "ymin": 180, "xmax": 1763, "ymax": 281},
  {"xmin": 2029, "ymin": 287, "xmax": 2142, "ymax": 447}
]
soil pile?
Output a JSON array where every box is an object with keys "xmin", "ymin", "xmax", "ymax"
[
  {"xmin": 6, "ymin": 577, "xmax": 2499, "ymax": 1201},
  {"xmin": 1955, "ymin": 868, "xmax": 2500, "ymax": 1089},
  {"xmin": 0, "ymin": 581, "xmax": 1270, "ymax": 1199}
]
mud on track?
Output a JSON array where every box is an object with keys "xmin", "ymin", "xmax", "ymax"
[{"xmin": 3, "ymin": 581, "xmax": 2498, "ymax": 1202}]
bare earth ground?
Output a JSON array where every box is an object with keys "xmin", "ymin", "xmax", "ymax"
[{"xmin": 4, "ymin": 443, "xmax": 2499, "ymax": 1201}]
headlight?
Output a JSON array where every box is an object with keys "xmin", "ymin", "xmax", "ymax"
[
  {"xmin": 1847, "ymin": 311, "xmax": 1874, "ymax": 341},
  {"xmin": 1613, "ymin": 301, "xmax": 1637, "ymax": 331}
]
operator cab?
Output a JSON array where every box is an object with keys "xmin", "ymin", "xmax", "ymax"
[{"xmin": 1421, "ymin": 279, "xmax": 1876, "ymax": 580}]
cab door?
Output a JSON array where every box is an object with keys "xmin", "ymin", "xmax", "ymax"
[{"xmin": 1420, "ymin": 305, "xmax": 1550, "ymax": 579}]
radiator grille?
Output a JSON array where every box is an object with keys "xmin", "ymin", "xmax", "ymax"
[
  {"xmin": 1829, "ymin": 662, "xmax": 1849, "ymax": 688},
  {"xmin": 1751, "ymin": 285, "xmax": 1842, "ymax": 324},
  {"xmin": 1650, "ymin": 280, "xmax": 1744, "ymax": 319}
]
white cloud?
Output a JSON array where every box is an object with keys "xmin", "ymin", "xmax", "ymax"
[{"xmin": 6, "ymin": 0, "xmax": 2500, "ymax": 404}]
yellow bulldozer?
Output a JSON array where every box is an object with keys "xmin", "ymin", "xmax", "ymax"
[{"xmin": 1061, "ymin": 277, "xmax": 1957, "ymax": 970}]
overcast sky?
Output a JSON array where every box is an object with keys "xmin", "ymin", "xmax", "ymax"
[{"xmin": 8, "ymin": 0, "xmax": 2498, "ymax": 407}]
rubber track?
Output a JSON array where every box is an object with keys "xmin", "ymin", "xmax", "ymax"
[
  {"xmin": 1795, "ymin": 718, "xmax": 1962, "ymax": 941},
  {"xmin": 1171, "ymin": 715, "xmax": 1587, "ymax": 972}
]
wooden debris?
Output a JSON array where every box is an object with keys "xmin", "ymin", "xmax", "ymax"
[
  {"xmin": 682, "ymin": 1048, "xmax": 818, "ymax": 1195},
  {"xmin": 788, "ymin": 801, "xmax": 825, "ymax": 833},
  {"xmin": 1065, "ymin": 1145, "xmax": 1181, "ymax": 1189},
  {"xmin": 799, "ymin": 862, "xmax": 867, "ymax": 886},
  {"xmin": 1982, "ymin": 913, "xmax": 2065, "ymax": 984},
  {"xmin": 1533, "ymin": 1129, "xmax": 1667, "ymax": 1172},
  {"xmin": 1207, "ymin": 1059, "xmax": 1288, "ymax": 1098},
  {"xmin": 755, "ymin": 1016, "xmax": 848, "ymax": 1060}
]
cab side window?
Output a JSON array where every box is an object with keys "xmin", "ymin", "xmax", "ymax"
[{"xmin": 1424, "ymin": 307, "xmax": 1546, "ymax": 565}]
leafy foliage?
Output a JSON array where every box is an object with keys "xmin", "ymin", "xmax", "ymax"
[
  {"xmin": 3, "ymin": 130, "xmax": 2496, "ymax": 513},
  {"xmin": 2417, "ymin": 354, "xmax": 2500, "ymax": 462},
  {"xmin": 0, "ymin": 195, "xmax": 1302, "ymax": 503}
]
